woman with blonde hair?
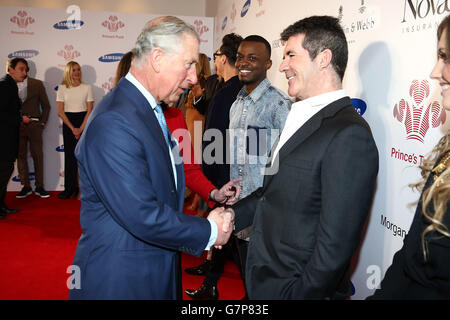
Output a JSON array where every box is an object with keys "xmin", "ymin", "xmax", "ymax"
[
  {"xmin": 56, "ymin": 61, "xmax": 94, "ymax": 199},
  {"xmin": 368, "ymin": 15, "xmax": 450, "ymax": 299}
]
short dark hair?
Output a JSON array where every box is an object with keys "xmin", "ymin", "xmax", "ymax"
[
  {"xmin": 242, "ymin": 35, "xmax": 271, "ymax": 58},
  {"xmin": 220, "ymin": 33, "xmax": 243, "ymax": 66},
  {"xmin": 6, "ymin": 57, "xmax": 29, "ymax": 73},
  {"xmin": 280, "ymin": 15, "xmax": 348, "ymax": 81}
]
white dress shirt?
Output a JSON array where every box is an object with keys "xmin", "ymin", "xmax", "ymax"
[
  {"xmin": 271, "ymin": 89, "xmax": 347, "ymax": 165},
  {"xmin": 17, "ymin": 77, "xmax": 27, "ymax": 103}
]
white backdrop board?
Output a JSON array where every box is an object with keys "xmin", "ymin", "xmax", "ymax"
[{"xmin": 1, "ymin": 6, "xmax": 214, "ymax": 192}]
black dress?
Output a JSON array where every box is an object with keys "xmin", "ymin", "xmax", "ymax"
[{"xmin": 368, "ymin": 152, "xmax": 450, "ymax": 299}]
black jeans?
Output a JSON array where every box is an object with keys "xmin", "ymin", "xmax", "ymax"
[{"xmin": 62, "ymin": 112, "xmax": 86, "ymax": 192}]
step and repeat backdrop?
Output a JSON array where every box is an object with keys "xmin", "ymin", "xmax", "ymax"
[
  {"xmin": 2, "ymin": 1, "xmax": 450, "ymax": 299},
  {"xmin": 213, "ymin": 0, "xmax": 450, "ymax": 299},
  {"xmin": 1, "ymin": 5, "xmax": 214, "ymax": 192}
]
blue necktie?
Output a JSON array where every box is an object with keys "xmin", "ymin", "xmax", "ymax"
[{"xmin": 155, "ymin": 104, "xmax": 171, "ymax": 150}]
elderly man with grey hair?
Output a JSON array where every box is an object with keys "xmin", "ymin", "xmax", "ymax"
[{"xmin": 68, "ymin": 16, "xmax": 237, "ymax": 300}]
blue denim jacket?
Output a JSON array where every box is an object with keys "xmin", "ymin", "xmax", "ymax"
[{"xmin": 229, "ymin": 78, "xmax": 291, "ymax": 199}]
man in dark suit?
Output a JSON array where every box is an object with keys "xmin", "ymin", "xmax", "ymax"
[
  {"xmin": 0, "ymin": 58, "xmax": 28, "ymax": 219},
  {"xmin": 68, "ymin": 16, "xmax": 237, "ymax": 300},
  {"xmin": 230, "ymin": 16, "xmax": 379, "ymax": 299},
  {"xmin": 16, "ymin": 69, "xmax": 51, "ymax": 199}
]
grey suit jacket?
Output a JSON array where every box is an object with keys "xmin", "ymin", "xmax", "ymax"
[{"xmin": 233, "ymin": 96, "xmax": 379, "ymax": 299}]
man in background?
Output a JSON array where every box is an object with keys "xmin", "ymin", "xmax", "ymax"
[
  {"xmin": 229, "ymin": 34, "xmax": 291, "ymax": 293},
  {"xmin": 0, "ymin": 58, "xmax": 28, "ymax": 218},
  {"xmin": 231, "ymin": 16, "xmax": 379, "ymax": 299},
  {"xmin": 16, "ymin": 60, "xmax": 51, "ymax": 199}
]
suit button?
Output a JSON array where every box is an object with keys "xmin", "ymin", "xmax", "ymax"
[{"xmin": 260, "ymin": 196, "xmax": 265, "ymax": 202}]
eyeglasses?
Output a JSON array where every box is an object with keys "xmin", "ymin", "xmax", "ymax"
[{"xmin": 213, "ymin": 52, "xmax": 224, "ymax": 61}]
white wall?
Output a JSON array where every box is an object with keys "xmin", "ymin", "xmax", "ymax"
[{"xmin": 0, "ymin": 0, "xmax": 210, "ymax": 16}]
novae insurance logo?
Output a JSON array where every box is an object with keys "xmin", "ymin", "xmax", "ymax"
[
  {"xmin": 393, "ymin": 79, "xmax": 446, "ymax": 143},
  {"xmin": 401, "ymin": 0, "xmax": 449, "ymax": 33},
  {"xmin": 402, "ymin": 0, "xmax": 450, "ymax": 22}
]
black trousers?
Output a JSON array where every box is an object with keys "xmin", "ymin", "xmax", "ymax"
[
  {"xmin": 0, "ymin": 161, "xmax": 14, "ymax": 207},
  {"xmin": 62, "ymin": 112, "xmax": 86, "ymax": 192},
  {"xmin": 204, "ymin": 235, "xmax": 246, "ymax": 287}
]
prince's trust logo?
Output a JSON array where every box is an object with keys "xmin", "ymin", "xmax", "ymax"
[
  {"xmin": 393, "ymin": 79, "xmax": 446, "ymax": 143},
  {"xmin": 101, "ymin": 15, "xmax": 124, "ymax": 32},
  {"xmin": 57, "ymin": 45, "xmax": 81, "ymax": 62},
  {"xmin": 10, "ymin": 10, "xmax": 35, "ymax": 28}
]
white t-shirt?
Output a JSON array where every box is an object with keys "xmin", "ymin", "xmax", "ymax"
[{"xmin": 56, "ymin": 83, "xmax": 94, "ymax": 112}]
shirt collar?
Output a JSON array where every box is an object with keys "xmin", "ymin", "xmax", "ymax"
[
  {"xmin": 17, "ymin": 77, "xmax": 28, "ymax": 90},
  {"xmin": 125, "ymin": 72, "xmax": 158, "ymax": 110},
  {"xmin": 237, "ymin": 77, "xmax": 271, "ymax": 103},
  {"xmin": 291, "ymin": 89, "xmax": 347, "ymax": 110}
]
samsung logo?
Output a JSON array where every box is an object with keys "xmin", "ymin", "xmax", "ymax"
[
  {"xmin": 241, "ymin": 0, "xmax": 251, "ymax": 17},
  {"xmin": 8, "ymin": 49, "xmax": 39, "ymax": 59},
  {"xmin": 222, "ymin": 16, "xmax": 228, "ymax": 31},
  {"xmin": 53, "ymin": 20, "xmax": 84, "ymax": 30},
  {"xmin": 98, "ymin": 53, "xmax": 124, "ymax": 63},
  {"xmin": 351, "ymin": 98, "xmax": 367, "ymax": 116},
  {"xmin": 12, "ymin": 173, "xmax": 34, "ymax": 182}
]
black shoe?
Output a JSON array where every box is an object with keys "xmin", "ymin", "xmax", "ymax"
[
  {"xmin": 185, "ymin": 283, "xmax": 219, "ymax": 300},
  {"xmin": 35, "ymin": 187, "xmax": 50, "ymax": 198},
  {"xmin": 0, "ymin": 206, "xmax": 19, "ymax": 214},
  {"xmin": 184, "ymin": 259, "xmax": 211, "ymax": 276},
  {"xmin": 0, "ymin": 212, "xmax": 5, "ymax": 219},
  {"xmin": 16, "ymin": 186, "xmax": 32, "ymax": 198},
  {"xmin": 58, "ymin": 189, "xmax": 78, "ymax": 199}
]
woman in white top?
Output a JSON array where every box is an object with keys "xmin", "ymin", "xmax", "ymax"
[{"xmin": 56, "ymin": 61, "xmax": 94, "ymax": 199}]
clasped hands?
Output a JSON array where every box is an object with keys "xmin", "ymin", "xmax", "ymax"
[
  {"xmin": 72, "ymin": 127, "xmax": 82, "ymax": 140},
  {"xmin": 208, "ymin": 206, "xmax": 235, "ymax": 249},
  {"xmin": 209, "ymin": 178, "xmax": 242, "ymax": 205}
]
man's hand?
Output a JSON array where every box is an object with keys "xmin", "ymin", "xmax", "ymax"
[
  {"xmin": 210, "ymin": 178, "xmax": 242, "ymax": 205},
  {"xmin": 22, "ymin": 115, "xmax": 32, "ymax": 124},
  {"xmin": 207, "ymin": 207, "xmax": 235, "ymax": 249}
]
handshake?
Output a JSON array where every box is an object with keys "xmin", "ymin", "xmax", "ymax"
[
  {"xmin": 206, "ymin": 178, "xmax": 241, "ymax": 249},
  {"xmin": 208, "ymin": 206, "xmax": 236, "ymax": 249}
]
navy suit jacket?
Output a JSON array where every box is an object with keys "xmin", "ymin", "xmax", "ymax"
[{"xmin": 69, "ymin": 78, "xmax": 211, "ymax": 300}]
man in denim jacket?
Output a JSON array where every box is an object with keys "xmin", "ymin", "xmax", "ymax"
[{"xmin": 229, "ymin": 35, "xmax": 291, "ymax": 286}]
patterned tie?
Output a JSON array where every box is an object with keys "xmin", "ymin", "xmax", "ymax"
[{"xmin": 154, "ymin": 104, "xmax": 172, "ymax": 150}]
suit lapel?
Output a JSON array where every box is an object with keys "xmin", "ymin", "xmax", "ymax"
[
  {"xmin": 25, "ymin": 78, "xmax": 33, "ymax": 103},
  {"xmin": 118, "ymin": 78, "xmax": 177, "ymax": 189},
  {"xmin": 262, "ymin": 97, "xmax": 352, "ymax": 189}
]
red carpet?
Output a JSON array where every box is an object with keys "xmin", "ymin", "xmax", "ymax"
[{"xmin": 0, "ymin": 192, "xmax": 244, "ymax": 300}]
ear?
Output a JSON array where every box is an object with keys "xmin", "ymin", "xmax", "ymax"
[
  {"xmin": 317, "ymin": 48, "xmax": 332, "ymax": 70},
  {"xmin": 220, "ymin": 54, "xmax": 227, "ymax": 66},
  {"xmin": 265, "ymin": 59, "xmax": 272, "ymax": 71},
  {"xmin": 149, "ymin": 47, "xmax": 164, "ymax": 73}
]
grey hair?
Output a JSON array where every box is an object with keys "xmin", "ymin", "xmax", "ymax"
[{"xmin": 132, "ymin": 16, "xmax": 199, "ymax": 68}]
